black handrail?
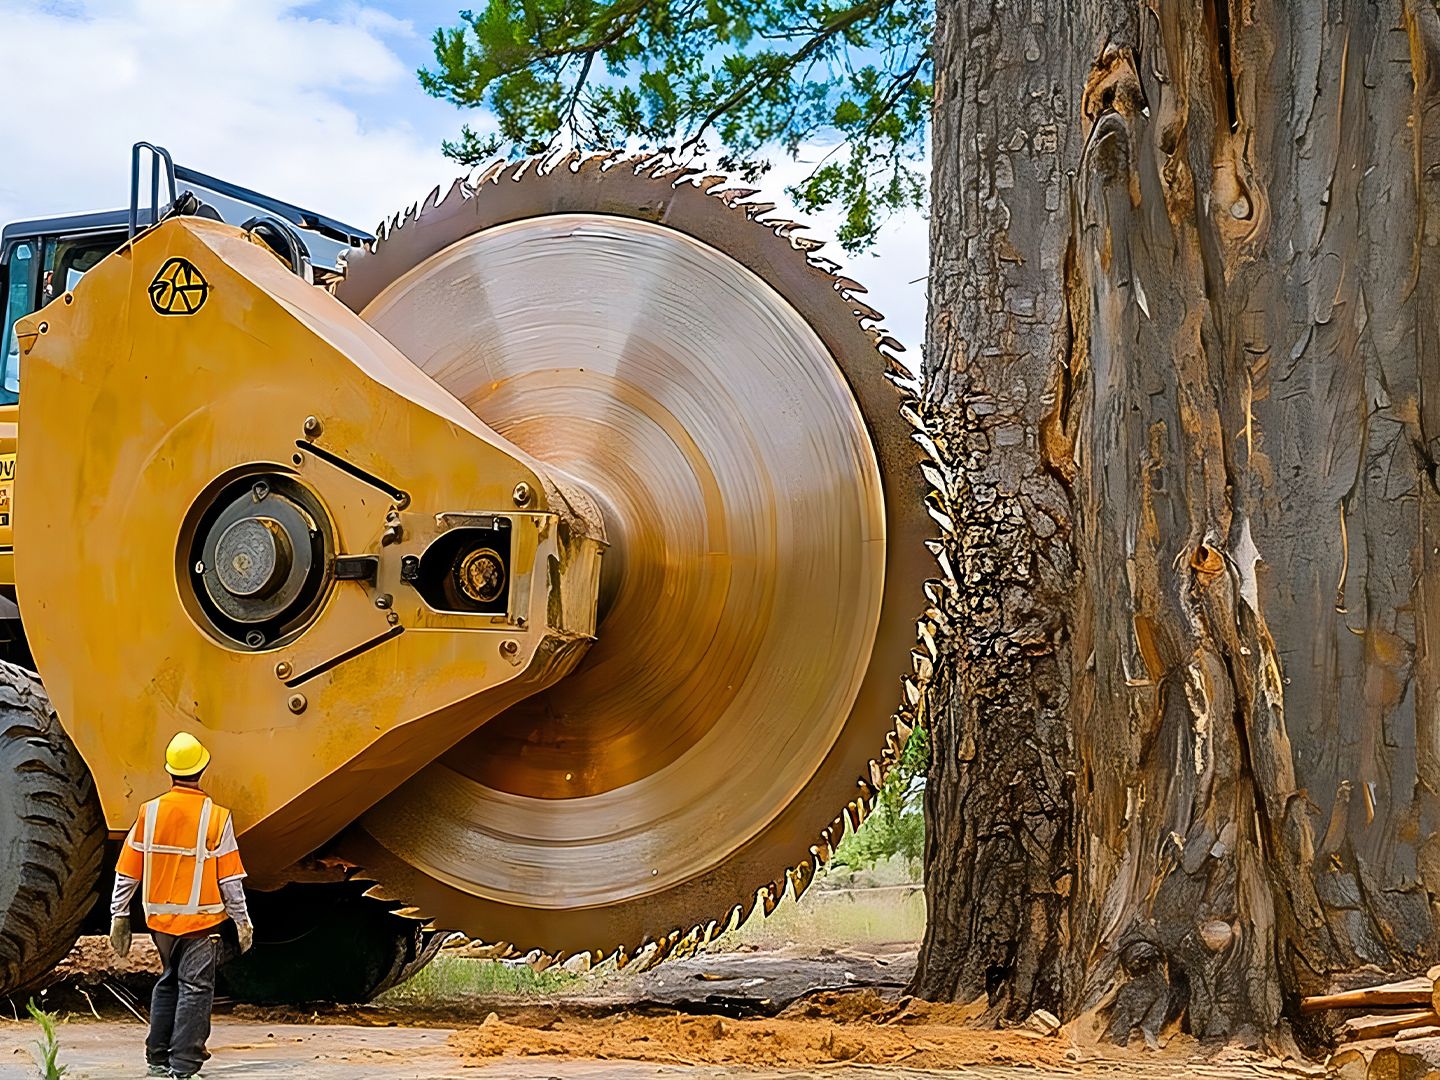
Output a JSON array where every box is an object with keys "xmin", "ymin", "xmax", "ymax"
[{"xmin": 128, "ymin": 143, "xmax": 178, "ymax": 240}]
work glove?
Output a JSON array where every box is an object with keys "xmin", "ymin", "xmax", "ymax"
[
  {"xmin": 236, "ymin": 921, "xmax": 254, "ymax": 955},
  {"xmin": 109, "ymin": 915, "xmax": 131, "ymax": 958}
]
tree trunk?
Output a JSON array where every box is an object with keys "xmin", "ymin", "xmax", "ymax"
[{"xmin": 915, "ymin": 0, "xmax": 1440, "ymax": 1045}]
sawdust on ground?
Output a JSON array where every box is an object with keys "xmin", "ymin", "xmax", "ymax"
[
  {"xmin": 451, "ymin": 989, "xmax": 1075, "ymax": 1070},
  {"xmin": 49, "ymin": 935, "xmax": 161, "ymax": 981}
]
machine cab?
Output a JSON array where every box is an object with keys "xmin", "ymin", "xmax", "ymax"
[{"xmin": 0, "ymin": 144, "xmax": 372, "ymax": 595}]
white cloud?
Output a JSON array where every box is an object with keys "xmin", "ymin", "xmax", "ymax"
[
  {"xmin": 0, "ymin": 0, "xmax": 455, "ymax": 233},
  {"xmin": 0, "ymin": 0, "xmax": 927, "ymax": 350}
]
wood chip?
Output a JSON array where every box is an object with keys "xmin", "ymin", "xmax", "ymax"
[
  {"xmin": 1343, "ymin": 1009, "xmax": 1440, "ymax": 1042},
  {"xmin": 1302, "ymin": 977, "xmax": 1433, "ymax": 1013}
]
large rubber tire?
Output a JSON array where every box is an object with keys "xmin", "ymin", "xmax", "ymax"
[
  {"xmin": 0, "ymin": 662, "xmax": 104, "ymax": 999},
  {"xmin": 218, "ymin": 882, "xmax": 442, "ymax": 1005}
]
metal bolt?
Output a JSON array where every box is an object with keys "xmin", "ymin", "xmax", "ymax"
[
  {"xmin": 274, "ymin": 661, "xmax": 292, "ymax": 679},
  {"xmin": 500, "ymin": 640, "xmax": 518, "ymax": 656},
  {"xmin": 394, "ymin": 492, "xmax": 411, "ymax": 511},
  {"xmin": 287, "ymin": 693, "xmax": 307, "ymax": 714},
  {"xmin": 245, "ymin": 630, "xmax": 265, "ymax": 648},
  {"xmin": 386, "ymin": 611, "xmax": 399, "ymax": 625},
  {"xmin": 375, "ymin": 593, "xmax": 392, "ymax": 609},
  {"xmin": 251, "ymin": 480, "xmax": 270, "ymax": 501},
  {"xmin": 516, "ymin": 617, "xmax": 527, "ymax": 629},
  {"xmin": 303, "ymin": 416, "xmax": 323, "ymax": 438},
  {"xmin": 512, "ymin": 482, "xmax": 532, "ymax": 507}
]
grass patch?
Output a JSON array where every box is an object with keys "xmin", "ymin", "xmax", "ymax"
[{"xmin": 379, "ymin": 956, "xmax": 578, "ymax": 1005}]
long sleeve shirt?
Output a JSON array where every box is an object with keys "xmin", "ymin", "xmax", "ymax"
[{"xmin": 111, "ymin": 872, "xmax": 250, "ymax": 925}]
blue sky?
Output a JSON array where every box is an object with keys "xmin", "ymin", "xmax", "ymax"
[{"xmin": 1, "ymin": 0, "xmax": 925, "ymax": 350}]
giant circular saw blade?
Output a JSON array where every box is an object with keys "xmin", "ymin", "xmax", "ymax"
[{"xmin": 329, "ymin": 155, "xmax": 929, "ymax": 960}]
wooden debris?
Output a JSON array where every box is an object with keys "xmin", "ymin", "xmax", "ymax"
[
  {"xmin": 1023, "ymin": 1009, "xmax": 1061, "ymax": 1036},
  {"xmin": 1327, "ymin": 1048, "xmax": 1367, "ymax": 1080},
  {"xmin": 1343, "ymin": 1010, "xmax": 1440, "ymax": 1042},
  {"xmin": 1395, "ymin": 1026, "xmax": 1440, "ymax": 1043},
  {"xmin": 1364, "ymin": 1041, "xmax": 1440, "ymax": 1080},
  {"xmin": 1302, "ymin": 977, "xmax": 1434, "ymax": 1014}
]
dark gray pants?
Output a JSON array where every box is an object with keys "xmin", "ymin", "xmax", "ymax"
[{"xmin": 148, "ymin": 930, "xmax": 219, "ymax": 1076}]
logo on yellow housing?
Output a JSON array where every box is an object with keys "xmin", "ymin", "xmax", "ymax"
[{"xmin": 149, "ymin": 258, "xmax": 210, "ymax": 316}]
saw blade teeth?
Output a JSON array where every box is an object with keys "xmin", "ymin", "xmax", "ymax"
[
  {"xmin": 440, "ymin": 177, "xmax": 468, "ymax": 207},
  {"xmin": 562, "ymin": 952, "xmax": 593, "ymax": 974},
  {"xmin": 334, "ymin": 150, "xmax": 937, "ymax": 971},
  {"xmin": 913, "ymin": 431, "xmax": 944, "ymax": 465},
  {"xmin": 475, "ymin": 160, "xmax": 508, "ymax": 185}
]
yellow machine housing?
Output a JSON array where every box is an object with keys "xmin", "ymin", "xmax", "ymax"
[{"xmin": 12, "ymin": 218, "xmax": 604, "ymax": 876}]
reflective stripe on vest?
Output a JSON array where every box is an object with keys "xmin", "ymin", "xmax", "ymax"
[{"xmin": 139, "ymin": 796, "xmax": 226, "ymax": 918}]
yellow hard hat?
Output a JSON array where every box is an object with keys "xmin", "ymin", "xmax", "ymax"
[{"xmin": 164, "ymin": 732, "xmax": 211, "ymax": 776}]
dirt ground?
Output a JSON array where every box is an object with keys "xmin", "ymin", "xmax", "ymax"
[
  {"xmin": 0, "ymin": 964, "xmax": 1328, "ymax": 1080},
  {"xmin": 0, "ymin": 1010, "xmax": 1328, "ymax": 1080},
  {"xmin": 0, "ymin": 884, "xmax": 1327, "ymax": 1080}
]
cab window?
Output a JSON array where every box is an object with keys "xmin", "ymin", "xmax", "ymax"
[
  {"xmin": 0, "ymin": 235, "xmax": 119, "ymax": 407},
  {"xmin": 0, "ymin": 242, "xmax": 37, "ymax": 407}
]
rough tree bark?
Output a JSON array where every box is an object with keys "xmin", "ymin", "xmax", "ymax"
[{"xmin": 914, "ymin": 0, "xmax": 1440, "ymax": 1045}]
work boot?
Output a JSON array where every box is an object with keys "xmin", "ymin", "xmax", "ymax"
[{"xmin": 146, "ymin": 1067, "xmax": 169, "ymax": 1077}]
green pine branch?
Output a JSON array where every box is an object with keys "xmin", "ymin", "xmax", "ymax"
[{"xmin": 421, "ymin": 0, "xmax": 933, "ymax": 250}]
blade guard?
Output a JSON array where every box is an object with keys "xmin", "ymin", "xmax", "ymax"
[{"xmin": 14, "ymin": 218, "xmax": 602, "ymax": 874}]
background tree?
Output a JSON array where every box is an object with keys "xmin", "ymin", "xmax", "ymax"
[
  {"xmin": 420, "ymin": 0, "xmax": 931, "ymax": 249},
  {"xmin": 425, "ymin": 0, "xmax": 1440, "ymax": 1045}
]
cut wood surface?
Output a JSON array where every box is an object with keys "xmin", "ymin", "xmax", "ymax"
[
  {"xmin": 1394, "ymin": 1026, "xmax": 1440, "ymax": 1043},
  {"xmin": 1301, "ymin": 978, "xmax": 1433, "ymax": 1013},
  {"xmin": 1365, "ymin": 1038, "xmax": 1440, "ymax": 1080},
  {"xmin": 1344, "ymin": 1011, "xmax": 1440, "ymax": 1042}
]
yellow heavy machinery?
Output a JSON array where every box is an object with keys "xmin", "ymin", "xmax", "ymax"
[{"xmin": 0, "ymin": 144, "xmax": 927, "ymax": 1002}]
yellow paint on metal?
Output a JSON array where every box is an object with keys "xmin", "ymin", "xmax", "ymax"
[
  {"xmin": 0, "ymin": 405, "xmax": 17, "ymax": 584},
  {"xmin": 13, "ymin": 218, "xmax": 602, "ymax": 876}
]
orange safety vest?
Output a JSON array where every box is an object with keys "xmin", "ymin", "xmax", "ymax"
[{"xmin": 115, "ymin": 787, "xmax": 245, "ymax": 935}]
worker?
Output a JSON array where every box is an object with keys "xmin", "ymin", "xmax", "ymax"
[{"xmin": 108, "ymin": 732, "xmax": 255, "ymax": 1080}]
